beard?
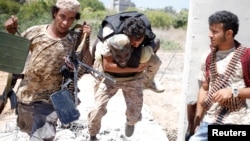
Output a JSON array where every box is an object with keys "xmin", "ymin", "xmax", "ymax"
[{"xmin": 210, "ymin": 34, "xmax": 227, "ymax": 51}]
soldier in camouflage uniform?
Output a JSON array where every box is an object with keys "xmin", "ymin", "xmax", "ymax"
[
  {"xmin": 87, "ymin": 33, "xmax": 153, "ymax": 141},
  {"xmin": 4, "ymin": 0, "xmax": 91, "ymax": 140}
]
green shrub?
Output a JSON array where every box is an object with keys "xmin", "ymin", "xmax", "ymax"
[
  {"xmin": 0, "ymin": 1, "xmax": 188, "ymax": 34},
  {"xmin": 0, "ymin": 0, "xmax": 20, "ymax": 14},
  {"xmin": 0, "ymin": 14, "xmax": 10, "ymax": 31},
  {"xmin": 16, "ymin": 1, "xmax": 51, "ymax": 32},
  {"xmin": 18, "ymin": 1, "xmax": 50, "ymax": 20},
  {"xmin": 144, "ymin": 10, "xmax": 172, "ymax": 29},
  {"xmin": 160, "ymin": 40, "xmax": 181, "ymax": 51},
  {"xmin": 79, "ymin": 0, "xmax": 105, "ymax": 12},
  {"xmin": 172, "ymin": 9, "xmax": 188, "ymax": 29}
]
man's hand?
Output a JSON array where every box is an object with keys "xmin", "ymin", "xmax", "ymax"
[
  {"xmin": 212, "ymin": 88, "xmax": 232, "ymax": 104},
  {"xmin": 81, "ymin": 22, "xmax": 91, "ymax": 37},
  {"xmin": 137, "ymin": 63, "xmax": 148, "ymax": 72},
  {"xmin": 4, "ymin": 15, "xmax": 18, "ymax": 34}
]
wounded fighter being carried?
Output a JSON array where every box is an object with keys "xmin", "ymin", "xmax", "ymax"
[{"xmin": 88, "ymin": 30, "xmax": 154, "ymax": 140}]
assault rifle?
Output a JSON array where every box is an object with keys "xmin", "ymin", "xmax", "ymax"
[
  {"xmin": 52, "ymin": 22, "xmax": 115, "ymax": 124},
  {"xmin": 66, "ymin": 25, "xmax": 115, "ymax": 102},
  {"xmin": 61, "ymin": 22, "xmax": 115, "ymax": 105}
]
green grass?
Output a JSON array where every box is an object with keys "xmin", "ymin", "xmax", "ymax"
[{"xmin": 160, "ymin": 40, "xmax": 181, "ymax": 51}]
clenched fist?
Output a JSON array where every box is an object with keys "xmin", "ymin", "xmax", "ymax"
[{"xmin": 4, "ymin": 15, "xmax": 18, "ymax": 34}]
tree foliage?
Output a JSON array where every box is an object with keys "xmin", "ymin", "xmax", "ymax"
[
  {"xmin": 79, "ymin": 0, "xmax": 105, "ymax": 12},
  {"xmin": 0, "ymin": 0, "xmax": 188, "ymax": 33},
  {"xmin": 163, "ymin": 6, "xmax": 176, "ymax": 14},
  {"xmin": 172, "ymin": 9, "xmax": 188, "ymax": 29},
  {"xmin": 145, "ymin": 10, "xmax": 172, "ymax": 29},
  {"xmin": 0, "ymin": 0, "xmax": 20, "ymax": 14}
]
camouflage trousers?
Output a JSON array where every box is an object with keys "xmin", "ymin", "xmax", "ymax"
[
  {"xmin": 145, "ymin": 53, "xmax": 162, "ymax": 81},
  {"xmin": 88, "ymin": 77, "xmax": 144, "ymax": 136}
]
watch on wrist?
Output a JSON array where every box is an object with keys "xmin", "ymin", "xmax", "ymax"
[{"xmin": 232, "ymin": 87, "xmax": 239, "ymax": 98}]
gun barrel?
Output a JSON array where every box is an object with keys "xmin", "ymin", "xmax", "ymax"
[{"xmin": 78, "ymin": 60, "xmax": 115, "ymax": 83}]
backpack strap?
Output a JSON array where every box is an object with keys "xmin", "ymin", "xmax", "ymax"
[{"xmin": 97, "ymin": 11, "xmax": 142, "ymax": 42}]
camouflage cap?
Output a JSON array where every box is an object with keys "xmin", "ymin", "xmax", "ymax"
[
  {"xmin": 109, "ymin": 34, "xmax": 130, "ymax": 50},
  {"xmin": 56, "ymin": 0, "xmax": 80, "ymax": 12}
]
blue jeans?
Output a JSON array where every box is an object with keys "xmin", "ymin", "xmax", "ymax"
[{"xmin": 189, "ymin": 121, "xmax": 211, "ymax": 141}]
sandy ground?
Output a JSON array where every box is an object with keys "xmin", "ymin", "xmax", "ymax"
[
  {"xmin": 0, "ymin": 51, "xmax": 184, "ymax": 141},
  {"xmin": 143, "ymin": 52, "xmax": 184, "ymax": 141},
  {"xmin": 0, "ymin": 68, "xmax": 173, "ymax": 141}
]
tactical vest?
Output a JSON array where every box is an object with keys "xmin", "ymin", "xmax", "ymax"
[
  {"xmin": 97, "ymin": 11, "xmax": 155, "ymax": 42},
  {"xmin": 97, "ymin": 11, "xmax": 155, "ymax": 68}
]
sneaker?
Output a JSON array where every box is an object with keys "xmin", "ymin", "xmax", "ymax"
[
  {"xmin": 88, "ymin": 135, "xmax": 98, "ymax": 141},
  {"xmin": 144, "ymin": 80, "xmax": 165, "ymax": 93},
  {"xmin": 125, "ymin": 124, "xmax": 134, "ymax": 137}
]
